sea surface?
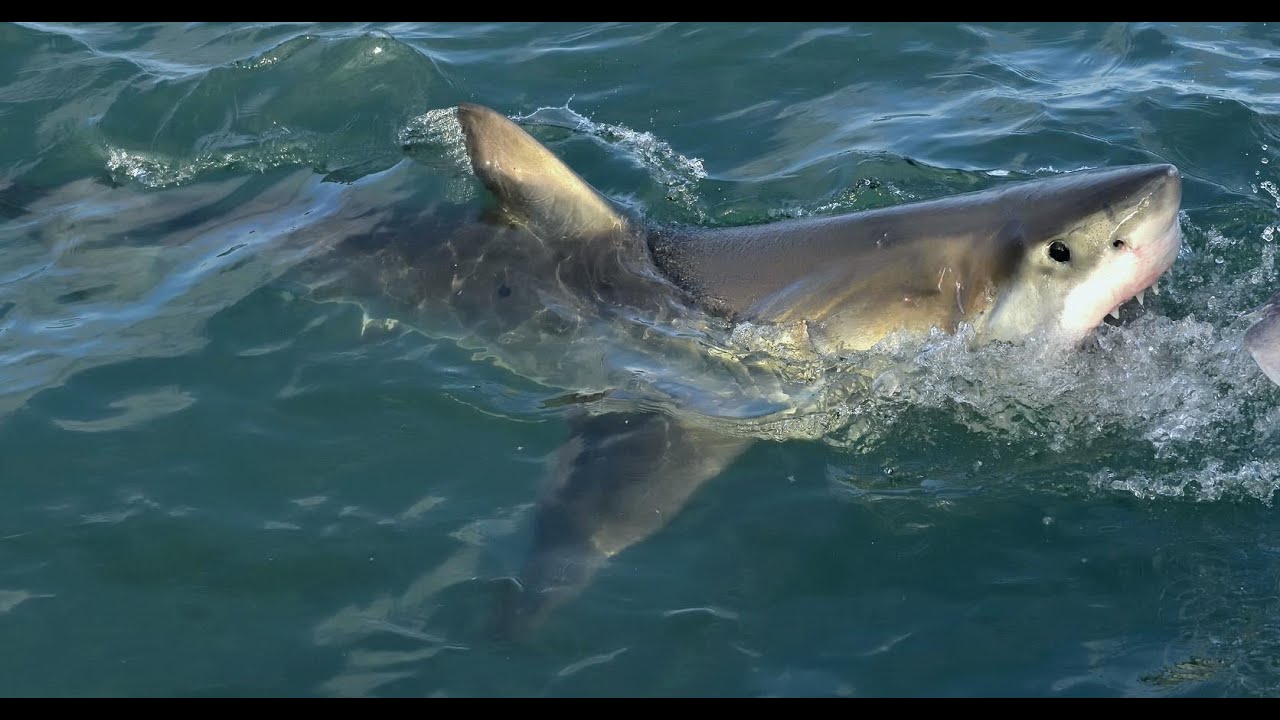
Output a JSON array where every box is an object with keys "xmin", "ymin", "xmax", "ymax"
[{"xmin": 1, "ymin": 22, "xmax": 1279, "ymax": 697}]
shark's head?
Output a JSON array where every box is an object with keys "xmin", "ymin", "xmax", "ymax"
[
  {"xmin": 647, "ymin": 160, "xmax": 1183, "ymax": 355},
  {"xmin": 980, "ymin": 163, "xmax": 1182, "ymax": 344}
]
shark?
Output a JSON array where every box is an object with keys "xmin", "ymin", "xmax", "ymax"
[{"xmin": 408, "ymin": 103, "xmax": 1183, "ymax": 634}]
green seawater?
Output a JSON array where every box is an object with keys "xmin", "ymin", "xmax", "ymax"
[{"xmin": 1, "ymin": 22, "xmax": 1279, "ymax": 697}]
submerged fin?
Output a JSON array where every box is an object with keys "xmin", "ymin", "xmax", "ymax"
[
  {"xmin": 1245, "ymin": 290, "xmax": 1280, "ymax": 387},
  {"xmin": 496, "ymin": 410, "xmax": 751, "ymax": 638},
  {"xmin": 456, "ymin": 102, "xmax": 627, "ymax": 238}
]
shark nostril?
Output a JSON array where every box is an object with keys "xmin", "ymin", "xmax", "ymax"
[{"xmin": 1113, "ymin": 238, "xmax": 1126, "ymax": 249}]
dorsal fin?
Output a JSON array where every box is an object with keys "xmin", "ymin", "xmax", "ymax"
[{"xmin": 456, "ymin": 103, "xmax": 627, "ymax": 238}]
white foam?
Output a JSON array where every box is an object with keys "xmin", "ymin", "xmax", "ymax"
[
  {"xmin": 0, "ymin": 589, "xmax": 54, "ymax": 614},
  {"xmin": 1093, "ymin": 458, "xmax": 1280, "ymax": 503},
  {"xmin": 398, "ymin": 108, "xmax": 469, "ymax": 170},
  {"xmin": 105, "ymin": 142, "xmax": 317, "ymax": 189},
  {"xmin": 513, "ymin": 103, "xmax": 709, "ymax": 214}
]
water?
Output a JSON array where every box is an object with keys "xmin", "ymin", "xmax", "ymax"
[{"xmin": 1, "ymin": 22, "xmax": 1279, "ymax": 697}]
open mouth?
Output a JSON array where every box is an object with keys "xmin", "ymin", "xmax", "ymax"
[
  {"xmin": 1101, "ymin": 272, "xmax": 1165, "ymax": 326},
  {"xmin": 1100, "ymin": 218, "xmax": 1182, "ymax": 326}
]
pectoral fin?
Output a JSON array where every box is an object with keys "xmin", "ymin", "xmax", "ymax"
[{"xmin": 497, "ymin": 410, "xmax": 751, "ymax": 638}]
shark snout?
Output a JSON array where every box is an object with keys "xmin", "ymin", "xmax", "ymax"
[
  {"xmin": 1124, "ymin": 163, "xmax": 1182, "ymax": 272},
  {"xmin": 1144, "ymin": 163, "xmax": 1181, "ymax": 232},
  {"xmin": 1052, "ymin": 163, "xmax": 1184, "ymax": 336},
  {"xmin": 1092, "ymin": 163, "xmax": 1183, "ymax": 323}
]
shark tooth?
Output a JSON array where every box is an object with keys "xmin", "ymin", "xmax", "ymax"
[{"xmin": 1136, "ymin": 290, "xmax": 1145, "ymax": 306}]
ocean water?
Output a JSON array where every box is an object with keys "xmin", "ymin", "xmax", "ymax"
[{"xmin": 1, "ymin": 22, "xmax": 1278, "ymax": 697}]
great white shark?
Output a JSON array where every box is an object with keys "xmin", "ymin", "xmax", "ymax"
[{"xmin": 431, "ymin": 103, "xmax": 1185, "ymax": 635}]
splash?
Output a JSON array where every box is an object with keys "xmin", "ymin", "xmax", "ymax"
[
  {"xmin": 1092, "ymin": 458, "xmax": 1280, "ymax": 503},
  {"xmin": 397, "ymin": 106, "xmax": 476, "ymax": 202},
  {"xmin": 512, "ymin": 103, "xmax": 709, "ymax": 215},
  {"xmin": 105, "ymin": 142, "xmax": 319, "ymax": 189}
]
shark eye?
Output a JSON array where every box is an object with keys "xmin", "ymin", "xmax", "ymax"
[{"xmin": 1048, "ymin": 241, "xmax": 1071, "ymax": 263}]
